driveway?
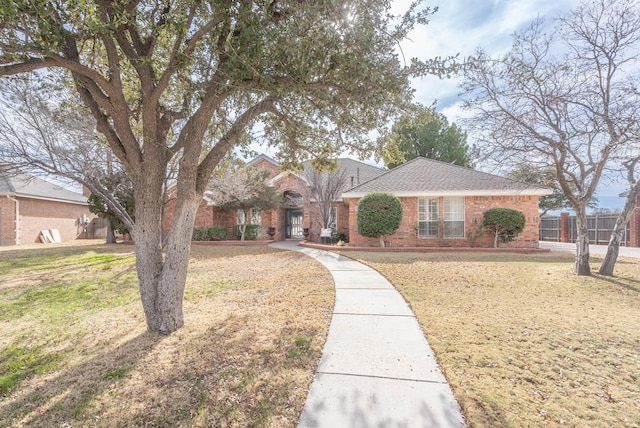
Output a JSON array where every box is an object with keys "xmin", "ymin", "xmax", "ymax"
[{"xmin": 539, "ymin": 241, "xmax": 640, "ymax": 258}]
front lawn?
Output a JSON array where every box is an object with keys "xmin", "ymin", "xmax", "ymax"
[
  {"xmin": 349, "ymin": 251, "xmax": 640, "ymax": 428},
  {"xmin": 0, "ymin": 243, "xmax": 333, "ymax": 427}
]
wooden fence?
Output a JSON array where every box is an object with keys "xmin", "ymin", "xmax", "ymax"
[{"xmin": 539, "ymin": 214, "xmax": 630, "ymax": 246}]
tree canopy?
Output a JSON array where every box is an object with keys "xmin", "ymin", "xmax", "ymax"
[
  {"xmin": 378, "ymin": 105, "xmax": 474, "ymax": 169},
  {"xmin": 0, "ymin": 0, "xmax": 454, "ymax": 332},
  {"xmin": 205, "ymin": 167, "xmax": 281, "ymax": 240},
  {"xmin": 507, "ymin": 164, "xmax": 598, "ymax": 216}
]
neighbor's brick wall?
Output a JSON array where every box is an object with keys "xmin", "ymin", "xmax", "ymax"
[
  {"xmin": 17, "ymin": 197, "xmax": 91, "ymax": 244},
  {"xmin": 0, "ymin": 197, "xmax": 17, "ymax": 245},
  {"xmin": 629, "ymin": 196, "xmax": 640, "ymax": 247},
  {"xmin": 346, "ymin": 195, "xmax": 542, "ymax": 248}
]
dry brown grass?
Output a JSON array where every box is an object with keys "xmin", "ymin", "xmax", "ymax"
[
  {"xmin": 348, "ymin": 251, "xmax": 640, "ymax": 428},
  {"xmin": 0, "ymin": 242, "xmax": 333, "ymax": 427}
]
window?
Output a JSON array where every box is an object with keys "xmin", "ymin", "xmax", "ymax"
[
  {"xmin": 237, "ymin": 209, "xmax": 262, "ymax": 225},
  {"xmin": 418, "ymin": 198, "xmax": 439, "ymax": 238},
  {"xmin": 329, "ymin": 207, "xmax": 337, "ymax": 231},
  {"xmin": 443, "ymin": 197, "xmax": 465, "ymax": 238},
  {"xmin": 236, "ymin": 209, "xmax": 246, "ymax": 225},
  {"xmin": 418, "ymin": 197, "xmax": 465, "ymax": 239},
  {"xmin": 251, "ymin": 208, "xmax": 262, "ymax": 225}
]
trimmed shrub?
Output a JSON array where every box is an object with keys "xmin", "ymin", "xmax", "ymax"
[
  {"xmin": 192, "ymin": 227, "xmax": 209, "ymax": 241},
  {"xmin": 335, "ymin": 232, "xmax": 348, "ymax": 243},
  {"xmin": 357, "ymin": 193, "xmax": 403, "ymax": 247},
  {"xmin": 207, "ymin": 226, "xmax": 228, "ymax": 241},
  {"xmin": 482, "ymin": 208, "xmax": 526, "ymax": 247},
  {"xmin": 192, "ymin": 226, "xmax": 228, "ymax": 241},
  {"xmin": 232, "ymin": 224, "xmax": 261, "ymax": 240}
]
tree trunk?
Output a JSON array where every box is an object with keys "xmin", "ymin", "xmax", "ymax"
[
  {"xmin": 574, "ymin": 209, "xmax": 591, "ymax": 276},
  {"xmin": 599, "ymin": 182, "xmax": 639, "ymax": 276},
  {"xmin": 493, "ymin": 230, "xmax": 499, "ymax": 248},
  {"xmin": 105, "ymin": 221, "xmax": 116, "ymax": 244},
  {"xmin": 379, "ymin": 236, "xmax": 385, "ymax": 247},
  {"xmin": 132, "ymin": 172, "xmax": 200, "ymax": 334}
]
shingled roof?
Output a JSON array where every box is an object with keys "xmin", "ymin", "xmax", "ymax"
[
  {"xmin": 302, "ymin": 158, "xmax": 385, "ymax": 192},
  {"xmin": 0, "ymin": 174, "xmax": 88, "ymax": 204},
  {"xmin": 342, "ymin": 157, "xmax": 551, "ymax": 197}
]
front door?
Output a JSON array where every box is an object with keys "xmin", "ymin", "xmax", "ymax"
[{"xmin": 285, "ymin": 209, "xmax": 304, "ymax": 239}]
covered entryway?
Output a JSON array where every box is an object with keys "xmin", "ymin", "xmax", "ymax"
[
  {"xmin": 283, "ymin": 190, "xmax": 304, "ymax": 239},
  {"xmin": 285, "ymin": 208, "xmax": 304, "ymax": 239}
]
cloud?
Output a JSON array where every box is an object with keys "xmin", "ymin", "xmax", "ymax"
[{"xmin": 398, "ymin": 0, "xmax": 580, "ymax": 116}]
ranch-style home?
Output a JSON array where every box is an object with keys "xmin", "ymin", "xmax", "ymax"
[
  {"xmin": 171, "ymin": 154, "xmax": 551, "ymax": 248},
  {"xmin": 0, "ymin": 173, "xmax": 94, "ymax": 245}
]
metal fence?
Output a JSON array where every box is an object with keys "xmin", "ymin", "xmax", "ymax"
[{"xmin": 539, "ymin": 215, "xmax": 630, "ymax": 246}]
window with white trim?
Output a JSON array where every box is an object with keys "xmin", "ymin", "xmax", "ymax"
[
  {"xmin": 443, "ymin": 197, "xmax": 465, "ymax": 238},
  {"xmin": 329, "ymin": 206, "xmax": 337, "ymax": 231},
  {"xmin": 418, "ymin": 198, "xmax": 439, "ymax": 238},
  {"xmin": 251, "ymin": 208, "xmax": 262, "ymax": 225}
]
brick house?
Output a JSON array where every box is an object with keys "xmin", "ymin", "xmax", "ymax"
[
  {"xmin": 342, "ymin": 157, "xmax": 551, "ymax": 248},
  {"xmin": 175, "ymin": 155, "xmax": 551, "ymax": 247},
  {"xmin": 0, "ymin": 174, "xmax": 93, "ymax": 245}
]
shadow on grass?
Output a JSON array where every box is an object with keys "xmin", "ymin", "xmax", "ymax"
[
  {"xmin": 0, "ymin": 332, "xmax": 163, "ymax": 427},
  {"xmin": 597, "ymin": 275, "xmax": 640, "ymax": 294},
  {"xmin": 1, "ymin": 314, "xmax": 319, "ymax": 427}
]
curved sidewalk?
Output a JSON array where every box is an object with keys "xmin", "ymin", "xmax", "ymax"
[{"xmin": 270, "ymin": 241, "xmax": 466, "ymax": 428}]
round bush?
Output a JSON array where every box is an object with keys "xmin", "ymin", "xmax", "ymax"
[
  {"xmin": 357, "ymin": 193, "xmax": 403, "ymax": 241},
  {"xmin": 482, "ymin": 208, "xmax": 526, "ymax": 246}
]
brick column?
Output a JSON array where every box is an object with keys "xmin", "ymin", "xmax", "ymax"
[{"xmin": 560, "ymin": 212, "xmax": 570, "ymax": 243}]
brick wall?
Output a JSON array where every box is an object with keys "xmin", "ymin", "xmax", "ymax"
[
  {"xmin": 346, "ymin": 194, "xmax": 542, "ymax": 248},
  {"xmin": 0, "ymin": 197, "xmax": 17, "ymax": 245},
  {"xmin": 14, "ymin": 197, "xmax": 91, "ymax": 244}
]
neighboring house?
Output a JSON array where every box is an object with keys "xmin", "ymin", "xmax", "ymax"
[
  {"xmin": 172, "ymin": 154, "xmax": 551, "ymax": 247},
  {"xmin": 0, "ymin": 174, "xmax": 93, "ymax": 245}
]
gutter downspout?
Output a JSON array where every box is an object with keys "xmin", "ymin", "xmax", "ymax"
[{"xmin": 7, "ymin": 194, "xmax": 19, "ymax": 245}]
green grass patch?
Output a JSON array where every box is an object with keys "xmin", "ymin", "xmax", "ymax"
[
  {"xmin": 103, "ymin": 366, "xmax": 133, "ymax": 382},
  {"xmin": 0, "ymin": 343, "xmax": 62, "ymax": 396}
]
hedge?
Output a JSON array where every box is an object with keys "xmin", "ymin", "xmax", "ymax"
[
  {"xmin": 192, "ymin": 226, "xmax": 228, "ymax": 241},
  {"xmin": 232, "ymin": 224, "xmax": 261, "ymax": 240}
]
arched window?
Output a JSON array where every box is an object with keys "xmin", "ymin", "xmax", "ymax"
[{"xmin": 283, "ymin": 191, "xmax": 303, "ymax": 208}]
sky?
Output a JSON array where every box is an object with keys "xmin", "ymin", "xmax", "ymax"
[{"xmin": 394, "ymin": 0, "xmax": 628, "ymax": 212}]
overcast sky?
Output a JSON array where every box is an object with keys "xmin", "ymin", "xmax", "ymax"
[
  {"xmin": 397, "ymin": 0, "xmax": 579, "ymax": 118},
  {"xmin": 398, "ymin": 0, "xmax": 628, "ymax": 211}
]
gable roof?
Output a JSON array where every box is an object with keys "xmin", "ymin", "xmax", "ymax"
[
  {"xmin": 261, "ymin": 157, "xmax": 385, "ymax": 191},
  {"xmin": 302, "ymin": 158, "xmax": 386, "ymax": 193},
  {"xmin": 245, "ymin": 153, "xmax": 279, "ymax": 169},
  {"xmin": 0, "ymin": 174, "xmax": 88, "ymax": 205},
  {"xmin": 342, "ymin": 157, "xmax": 552, "ymax": 198}
]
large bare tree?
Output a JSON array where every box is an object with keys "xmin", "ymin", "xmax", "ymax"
[
  {"xmin": 463, "ymin": 0, "xmax": 640, "ymax": 276},
  {"xmin": 304, "ymin": 162, "xmax": 347, "ymax": 234},
  {"xmin": 0, "ymin": 77, "xmax": 134, "ymax": 232},
  {"xmin": 0, "ymin": 1, "xmax": 451, "ymax": 333}
]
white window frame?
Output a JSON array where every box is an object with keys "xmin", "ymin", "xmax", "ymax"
[
  {"xmin": 418, "ymin": 198, "xmax": 439, "ymax": 238},
  {"xmin": 443, "ymin": 197, "xmax": 465, "ymax": 238},
  {"xmin": 251, "ymin": 208, "xmax": 262, "ymax": 225},
  {"xmin": 329, "ymin": 206, "xmax": 337, "ymax": 231}
]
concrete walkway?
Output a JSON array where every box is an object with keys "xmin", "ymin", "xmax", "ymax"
[
  {"xmin": 269, "ymin": 241, "xmax": 466, "ymax": 428},
  {"xmin": 539, "ymin": 241, "xmax": 640, "ymax": 258}
]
